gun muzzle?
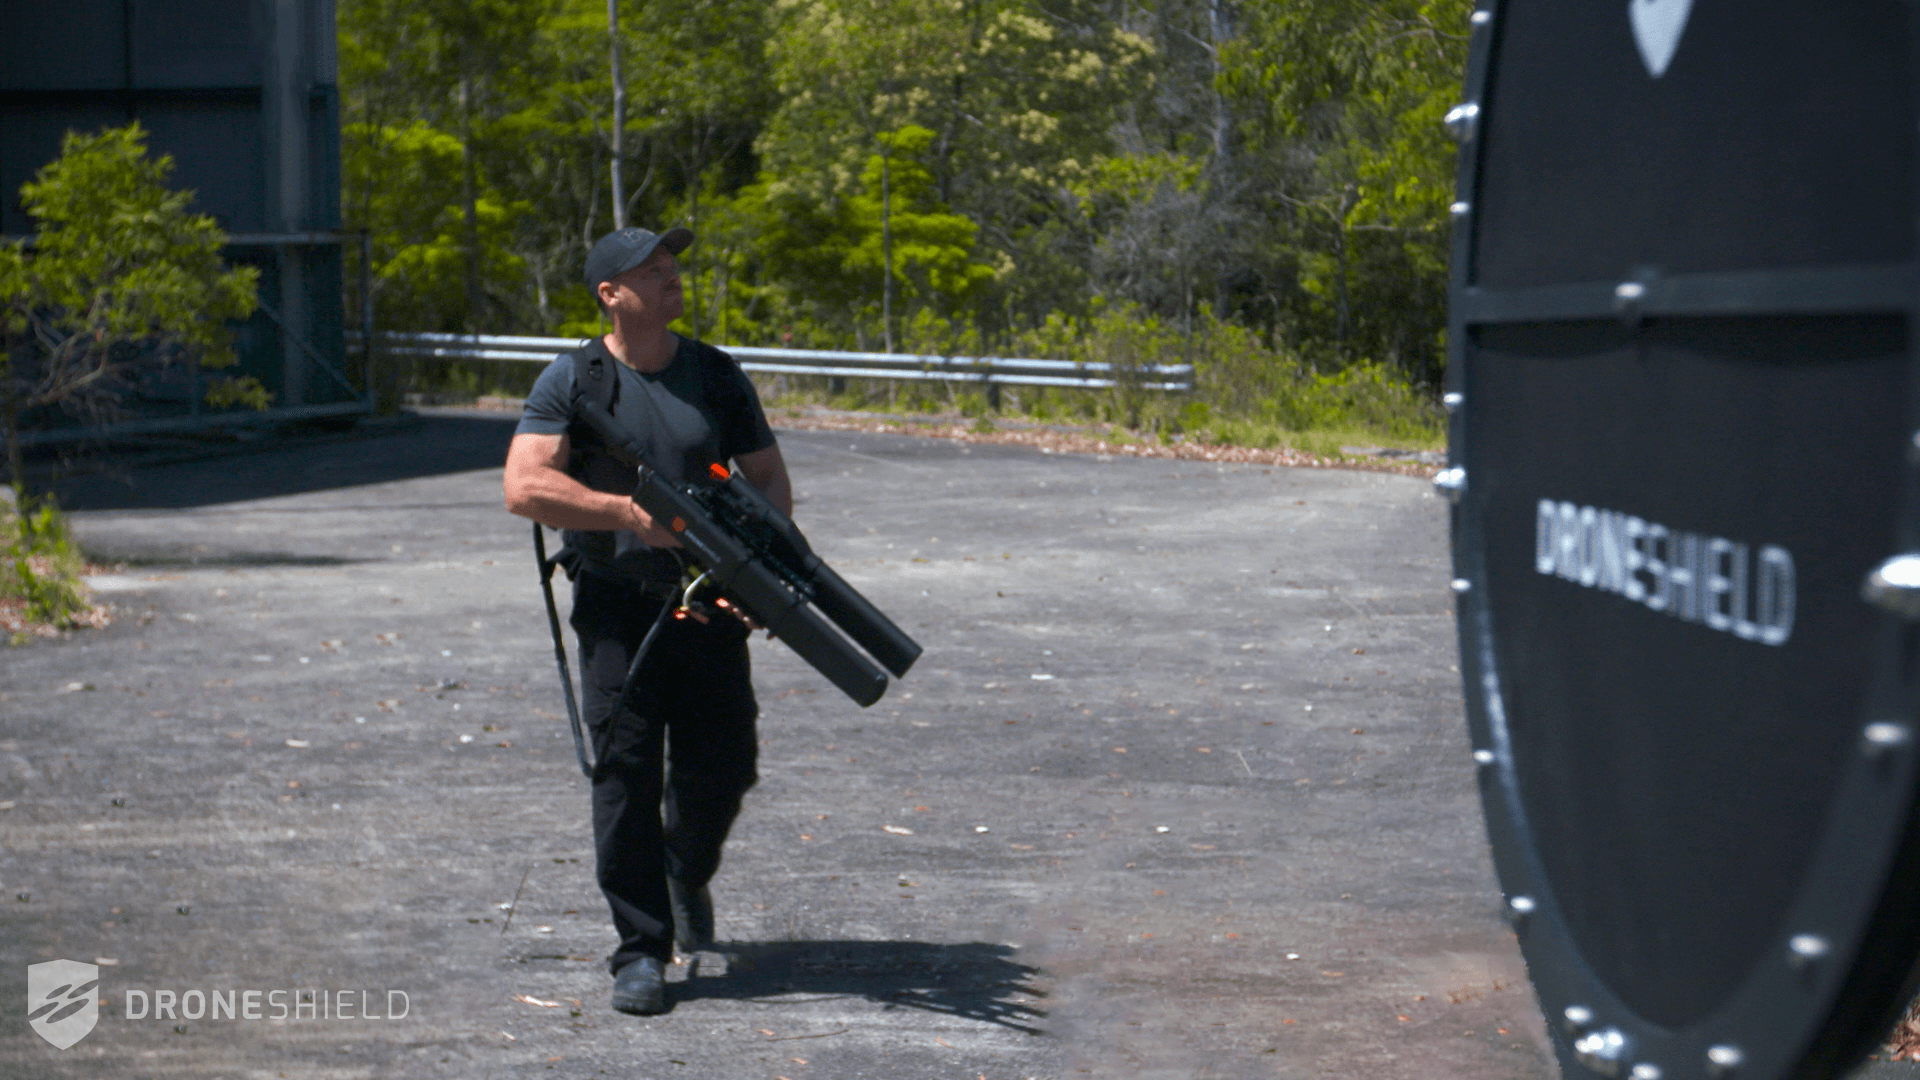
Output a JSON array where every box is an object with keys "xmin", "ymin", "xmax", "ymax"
[{"xmin": 803, "ymin": 560, "xmax": 922, "ymax": 678}]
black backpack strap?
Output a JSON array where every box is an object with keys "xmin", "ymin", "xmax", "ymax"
[
  {"xmin": 563, "ymin": 345, "xmax": 623, "ymax": 473},
  {"xmin": 572, "ymin": 344, "xmax": 618, "ymax": 415},
  {"xmin": 536, "ymin": 340, "xmax": 683, "ymax": 781},
  {"xmin": 532, "ymin": 342, "xmax": 620, "ymax": 780},
  {"xmin": 533, "ymin": 519, "xmax": 593, "ymax": 779}
]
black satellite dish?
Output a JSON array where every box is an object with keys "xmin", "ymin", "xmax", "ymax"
[{"xmin": 1444, "ymin": 2, "xmax": 1920, "ymax": 1078}]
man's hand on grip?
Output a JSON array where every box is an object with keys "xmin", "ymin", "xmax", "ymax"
[{"xmin": 624, "ymin": 501, "xmax": 682, "ymax": 548}]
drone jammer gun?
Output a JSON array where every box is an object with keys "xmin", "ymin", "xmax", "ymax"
[{"xmin": 576, "ymin": 399, "xmax": 921, "ymax": 707}]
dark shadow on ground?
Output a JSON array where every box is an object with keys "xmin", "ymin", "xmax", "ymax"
[
  {"xmin": 45, "ymin": 412, "xmax": 521, "ymax": 513},
  {"xmin": 674, "ymin": 940, "xmax": 1046, "ymax": 1034}
]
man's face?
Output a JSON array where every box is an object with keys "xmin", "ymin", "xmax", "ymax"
[{"xmin": 598, "ymin": 249, "xmax": 683, "ymax": 324}]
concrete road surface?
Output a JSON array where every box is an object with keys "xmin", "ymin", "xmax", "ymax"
[{"xmin": 4, "ymin": 412, "xmax": 1554, "ymax": 1078}]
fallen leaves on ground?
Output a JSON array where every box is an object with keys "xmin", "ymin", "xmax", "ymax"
[
  {"xmin": 2, "ymin": 597, "xmax": 111, "ymax": 640},
  {"xmin": 1, "ymin": 562, "xmax": 115, "ymax": 642}
]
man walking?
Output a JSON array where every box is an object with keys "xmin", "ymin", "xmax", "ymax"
[{"xmin": 503, "ymin": 226, "xmax": 791, "ymax": 1015}]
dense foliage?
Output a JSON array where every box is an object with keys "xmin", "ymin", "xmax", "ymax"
[{"xmin": 340, "ymin": 0, "xmax": 1470, "ymax": 394}]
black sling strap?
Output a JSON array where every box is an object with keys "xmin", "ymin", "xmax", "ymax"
[
  {"xmin": 573, "ymin": 343, "xmax": 617, "ymax": 434},
  {"xmin": 532, "ymin": 344, "xmax": 605, "ymax": 778},
  {"xmin": 533, "ymin": 521, "xmax": 593, "ymax": 777}
]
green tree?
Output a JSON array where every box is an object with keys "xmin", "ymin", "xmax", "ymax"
[
  {"xmin": 340, "ymin": 0, "xmax": 782, "ymax": 341},
  {"xmin": 844, "ymin": 126, "xmax": 998, "ymax": 331},
  {"xmin": 1220, "ymin": 0, "xmax": 1471, "ymax": 383},
  {"xmin": 0, "ymin": 124, "xmax": 262, "ymax": 497},
  {"xmin": 1070, "ymin": 150, "xmax": 1242, "ymax": 344},
  {"xmin": 626, "ymin": 0, "xmax": 775, "ymax": 338},
  {"xmin": 342, "ymin": 118, "xmax": 533, "ymax": 333},
  {"xmin": 759, "ymin": 0, "xmax": 1150, "ymax": 339},
  {"xmin": 341, "ymin": 0, "xmax": 570, "ymax": 335},
  {"xmin": 330, "ymin": 0, "xmax": 1474, "ymax": 399}
]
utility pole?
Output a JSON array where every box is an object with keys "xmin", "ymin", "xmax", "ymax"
[{"xmin": 608, "ymin": 0, "xmax": 626, "ymax": 230}]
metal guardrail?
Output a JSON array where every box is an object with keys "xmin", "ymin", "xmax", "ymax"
[{"xmin": 351, "ymin": 331, "xmax": 1194, "ymax": 391}]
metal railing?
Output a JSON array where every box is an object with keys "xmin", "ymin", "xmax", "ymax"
[{"xmin": 353, "ymin": 331, "xmax": 1194, "ymax": 392}]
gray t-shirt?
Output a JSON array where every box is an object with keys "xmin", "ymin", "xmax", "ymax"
[{"xmin": 517, "ymin": 334, "xmax": 776, "ymax": 585}]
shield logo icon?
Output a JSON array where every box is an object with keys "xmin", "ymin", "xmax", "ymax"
[
  {"xmin": 26, "ymin": 960, "xmax": 99, "ymax": 1050},
  {"xmin": 1628, "ymin": 0, "xmax": 1694, "ymax": 77}
]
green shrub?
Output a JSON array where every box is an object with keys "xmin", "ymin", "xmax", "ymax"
[
  {"xmin": 2, "ymin": 490, "xmax": 94, "ymax": 640},
  {"xmin": 1003, "ymin": 303, "xmax": 1443, "ymax": 449}
]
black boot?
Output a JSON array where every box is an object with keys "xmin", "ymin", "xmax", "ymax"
[{"xmin": 610, "ymin": 956, "xmax": 666, "ymax": 1015}]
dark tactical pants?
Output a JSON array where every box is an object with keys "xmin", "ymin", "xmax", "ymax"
[{"xmin": 570, "ymin": 572, "xmax": 759, "ymax": 973}]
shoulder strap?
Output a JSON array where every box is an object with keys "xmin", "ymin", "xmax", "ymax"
[
  {"xmin": 560, "ymin": 344, "xmax": 622, "ymax": 477},
  {"xmin": 693, "ymin": 338, "xmax": 733, "ymax": 401},
  {"xmin": 570, "ymin": 344, "xmax": 617, "ymax": 415}
]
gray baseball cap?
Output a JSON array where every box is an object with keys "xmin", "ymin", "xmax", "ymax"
[{"xmin": 583, "ymin": 226, "xmax": 694, "ymax": 290}]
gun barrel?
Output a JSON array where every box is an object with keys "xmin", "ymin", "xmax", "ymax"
[
  {"xmin": 804, "ymin": 559, "xmax": 922, "ymax": 678},
  {"xmin": 719, "ymin": 474, "xmax": 922, "ymax": 677},
  {"xmin": 754, "ymin": 597, "xmax": 889, "ymax": 707}
]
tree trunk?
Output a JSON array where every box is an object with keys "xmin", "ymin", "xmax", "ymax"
[
  {"xmin": 1206, "ymin": 0, "xmax": 1233, "ymax": 320},
  {"xmin": 531, "ymin": 250, "xmax": 552, "ymax": 330},
  {"xmin": 3, "ymin": 400, "xmax": 25, "ymax": 507},
  {"xmin": 881, "ymin": 145, "xmax": 894, "ymax": 354},
  {"xmin": 688, "ymin": 140, "xmax": 702, "ymax": 339},
  {"xmin": 585, "ymin": 144, "xmax": 602, "ymax": 248},
  {"xmin": 459, "ymin": 72, "xmax": 485, "ymax": 333},
  {"xmin": 1207, "ymin": 0, "xmax": 1232, "ymax": 166},
  {"xmin": 608, "ymin": 0, "xmax": 626, "ymax": 230},
  {"xmin": 1334, "ymin": 208, "xmax": 1350, "ymax": 356}
]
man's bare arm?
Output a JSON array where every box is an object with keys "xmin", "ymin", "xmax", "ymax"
[
  {"xmin": 502, "ymin": 431, "xmax": 680, "ymax": 547},
  {"xmin": 733, "ymin": 443, "xmax": 793, "ymax": 517}
]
